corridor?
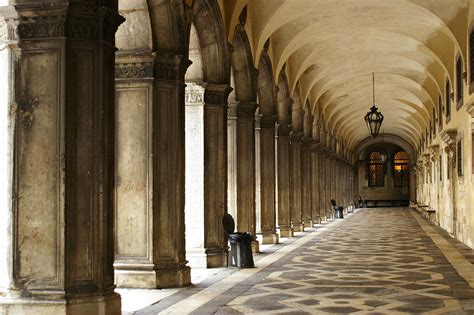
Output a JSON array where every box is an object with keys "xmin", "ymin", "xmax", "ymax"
[{"xmin": 135, "ymin": 208, "xmax": 474, "ymax": 314}]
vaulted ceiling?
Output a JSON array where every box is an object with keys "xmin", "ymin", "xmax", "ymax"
[{"xmin": 224, "ymin": 0, "xmax": 472, "ymax": 151}]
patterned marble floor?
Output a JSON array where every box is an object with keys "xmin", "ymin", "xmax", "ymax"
[{"xmin": 135, "ymin": 208, "xmax": 474, "ymax": 314}]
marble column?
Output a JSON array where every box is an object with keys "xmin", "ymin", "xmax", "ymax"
[
  {"xmin": 290, "ymin": 132, "xmax": 304, "ymax": 231},
  {"xmin": 236, "ymin": 101, "xmax": 259, "ymax": 252},
  {"xmin": 203, "ymin": 83, "xmax": 232, "ymax": 267},
  {"xmin": 302, "ymin": 137, "xmax": 313, "ymax": 228},
  {"xmin": 276, "ymin": 125, "xmax": 293, "ymax": 237},
  {"xmin": 114, "ymin": 53, "xmax": 158, "ymax": 288},
  {"xmin": 152, "ymin": 53, "xmax": 192, "ymax": 288},
  {"xmin": 311, "ymin": 142, "xmax": 321, "ymax": 224},
  {"xmin": 326, "ymin": 153, "xmax": 333, "ymax": 218},
  {"xmin": 0, "ymin": 4, "xmax": 124, "ymax": 314},
  {"xmin": 259, "ymin": 115, "xmax": 279, "ymax": 244}
]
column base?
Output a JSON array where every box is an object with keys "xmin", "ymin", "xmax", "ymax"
[
  {"xmin": 305, "ymin": 220, "xmax": 314, "ymax": 229},
  {"xmin": 260, "ymin": 233, "xmax": 279, "ymax": 244},
  {"xmin": 313, "ymin": 217, "xmax": 321, "ymax": 225},
  {"xmin": 251, "ymin": 240, "xmax": 260, "ymax": 253},
  {"xmin": 114, "ymin": 266, "xmax": 157, "ymax": 288},
  {"xmin": 186, "ymin": 247, "xmax": 208, "ymax": 269},
  {"xmin": 0, "ymin": 292, "xmax": 121, "ymax": 315},
  {"xmin": 156, "ymin": 265, "xmax": 191, "ymax": 289},
  {"xmin": 205, "ymin": 247, "xmax": 228, "ymax": 268},
  {"xmin": 293, "ymin": 223, "xmax": 305, "ymax": 232},
  {"xmin": 278, "ymin": 227, "xmax": 294, "ymax": 238}
]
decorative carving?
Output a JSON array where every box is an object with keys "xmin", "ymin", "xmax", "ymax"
[
  {"xmin": 260, "ymin": 115, "xmax": 276, "ymax": 129},
  {"xmin": 154, "ymin": 54, "xmax": 191, "ymax": 81},
  {"xmin": 276, "ymin": 124, "xmax": 291, "ymax": 137},
  {"xmin": 185, "ymin": 84, "xmax": 205, "ymax": 105},
  {"xmin": 17, "ymin": 93, "xmax": 39, "ymax": 129},
  {"xmin": 115, "ymin": 62, "xmax": 153, "ymax": 79},
  {"xmin": 236, "ymin": 102, "xmax": 258, "ymax": 119},
  {"xmin": 6, "ymin": 5, "xmax": 123, "ymax": 42},
  {"xmin": 227, "ymin": 103, "xmax": 238, "ymax": 118},
  {"xmin": 204, "ymin": 83, "xmax": 232, "ymax": 105}
]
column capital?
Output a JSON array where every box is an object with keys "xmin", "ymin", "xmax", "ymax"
[
  {"xmin": 290, "ymin": 131, "xmax": 303, "ymax": 143},
  {"xmin": 276, "ymin": 123, "xmax": 291, "ymax": 137},
  {"xmin": 154, "ymin": 53, "xmax": 192, "ymax": 82},
  {"xmin": 4, "ymin": 3, "xmax": 124, "ymax": 43},
  {"xmin": 236, "ymin": 101, "xmax": 258, "ymax": 119},
  {"xmin": 310, "ymin": 141, "xmax": 321, "ymax": 152},
  {"xmin": 204, "ymin": 83, "xmax": 232, "ymax": 106},
  {"xmin": 260, "ymin": 115, "xmax": 276, "ymax": 129}
]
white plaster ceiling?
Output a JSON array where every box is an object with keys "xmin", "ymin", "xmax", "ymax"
[{"xmin": 242, "ymin": 0, "xmax": 469, "ymax": 150}]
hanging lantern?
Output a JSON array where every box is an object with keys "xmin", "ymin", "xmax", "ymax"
[{"xmin": 364, "ymin": 73, "xmax": 384, "ymax": 138}]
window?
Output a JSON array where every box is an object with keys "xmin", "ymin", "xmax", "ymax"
[
  {"xmin": 446, "ymin": 80, "xmax": 451, "ymax": 121},
  {"xmin": 368, "ymin": 151, "xmax": 385, "ymax": 187},
  {"xmin": 438, "ymin": 95, "xmax": 443, "ymax": 129},
  {"xmin": 456, "ymin": 56, "xmax": 464, "ymax": 108},
  {"xmin": 457, "ymin": 139, "xmax": 463, "ymax": 177},
  {"xmin": 393, "ymin": 151, "xmax": 410, "ymax": 187}
]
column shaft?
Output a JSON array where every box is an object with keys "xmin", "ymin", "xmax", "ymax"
[
  {"xmin": 301, "ymin": 138, "xmax": 312, "ymax": 228},
  {"xmin": 259, "ymin": 116, "xmax": 278, "ymax": 244},
  {"xmin": 276, "ymin": 126, "xmax": 293, "ymax": 237},
  {"xmin": 290, "ymin": 132, "xmax": 304, "ymax": 231},
  {"xmin": 310, "ymin": 144, "xmax": 320, "ymax": 224}
]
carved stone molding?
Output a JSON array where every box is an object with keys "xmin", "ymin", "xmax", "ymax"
[
  {"xmin": 227, "ymin": 103, "xmax": 238, "ymax": 118},
  {"xmin": 260, "ymin": 115, "xmax": 276, "ymax": 129},
  {"xmin": 236, "ymin": 101, "xmax": 258, "ymax": 119},
  {"xmin": 204, "ymin": 83, "xmax": 232, "ymax": 106},
  {"xmin": 115, "ymin": 62, "xmax": 154, "ymax": 79},
  {"xmin": 154, "ymin": 53, "xmax": 191, "ymax": 82}
]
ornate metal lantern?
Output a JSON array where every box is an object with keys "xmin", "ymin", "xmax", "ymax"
[{"xmin": 364, "ymin": 73, "xmax": 384, "ymax": 138}]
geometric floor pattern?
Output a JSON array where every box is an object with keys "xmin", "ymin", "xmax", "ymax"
[{"xmin": 136, "ymin": 208, "xmax": 474, "ymax": 314}]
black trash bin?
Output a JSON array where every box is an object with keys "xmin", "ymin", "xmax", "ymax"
[{"xmin": 222, "ymin": 214, "xmax": 255, "ymax": 268}]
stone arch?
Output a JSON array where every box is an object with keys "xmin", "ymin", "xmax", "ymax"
[
  {"xmin": 257, "ymin": 50, "xmax": 276, "ymax": 115},
  {"xmin": 355, "ymin": 135, "xmax": 417, "ymax": 165},
  {"xmin": 276, "ymin": 70, "xmax": 291, "ymax": 126},
  {"xmin": 191, "ymin": 0, "xmax": 231, "ymax": 84},
  {"xmin": 232, "ymin": 24, "xmax": 258, "ymax": 102}
]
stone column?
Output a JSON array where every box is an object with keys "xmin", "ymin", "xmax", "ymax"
[
  {"xmin": 276, "ymin": 125, "xmax": 293, "ymax": 237},
  {"xmin": 302, "ymin": 137, "xmax": 313, "ymax": 228},
  {"xmin": 203, "ymin": 83, "xmax": 232, "ymax": 267},
  {"xmin": 326, "ymin": 153, "xmax": 333, "ymax": 218},
  {"xmin": 152, "ymin": 53, "xmax": 192, "ymax": 287},
  {"xmin": 259, "ymin": 115, "xmax": 279, "ymax": 244},
  {"xmin": 236, "ymin": 101, "xmax": 259, "ymax": 252},
  {"xmin": 227, "ymin": 103, "xmax": 238, "ymax": 220},
  {"xmin": 0, "ymin": 4, "xmax": 124, "ymax": 314},
  {"xmin": 290, "ymin": 132, "xmax": 304, "ymax": 231},
  {"xmin": 310, "ymin": 142, "xmax": 320, "ymax": 224},
  {"xmin": 114, "ymin": 53, "xmax": 158, "ymax": 288}
]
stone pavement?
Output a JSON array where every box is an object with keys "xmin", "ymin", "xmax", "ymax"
[{"xmin": 135, "ymin": 208, "xmax": 474, "ymax": 314}]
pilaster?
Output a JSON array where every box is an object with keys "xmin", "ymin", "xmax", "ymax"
[
  {"xmin": 236, "ymin": 101, "xmax": 259, "ymax": 252},
  {"xmin": 0, "ymin": 3, "xmax": 124, "ymax": 314},
  {"xmin": 276, "ymin": 124, "xmax": 293, "ymax": 237},
  {"xmin": 203, "ymin": 83, "xmax": 232, "ymax": 267},
  {"xmin": 301, "ymin": 137, "xmax": 313, "ymax": 228}
]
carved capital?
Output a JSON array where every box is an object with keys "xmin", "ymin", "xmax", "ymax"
[
  {"xmin": 227, "ymin": 102, "xmax": 238, "ymax": 118},
  {"xmin": 115, "ymin": 53, "xmax": 155, "ymax": 80},
  {"xmin": 290, "ymin": 131, "xmax": 303, "ymax": 144},
  {"xmin": 260, "ymin": 115, "xmax": 276, "ymax": 129},
  {"xmin": 276, "ymin": 124, "xmax": 291, "ymax": 137},
  {"xmin": 441, "ymin": 129, "xmax": 457, "ymax": 152},
  {"xmin": 236, "ymin": 101, "xmax": 258, "ymax": 119},
  {"xmin": 204, "ymin": 83, "xmax": 232, "ymax": 106},
  {"xmin": 185, "ymin": 83, "xmax": 205, "ymax": 105},
  {"xmin": 154, "ymin": 53, "xmax": 191, "ymax": 82},
  {"xmin": 8, "ymin": 3, "xmax": 124, "ymax": 43},
  {"xmin": 310, "ymin": 141, "xmax": 321, "ymax": 152}
]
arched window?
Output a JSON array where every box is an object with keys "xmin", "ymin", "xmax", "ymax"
[
  {"xmin": 368, "ymin": 151, "xmax": 385, "ymax": 187},
  {"xmin": 393, "ymin": 151, "xmax": 410, "ymax": 187}
]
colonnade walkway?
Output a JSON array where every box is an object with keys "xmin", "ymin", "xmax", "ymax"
[{"xmin": 133, "ymin": 208, "xmax": 474, "ymax": 314}]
